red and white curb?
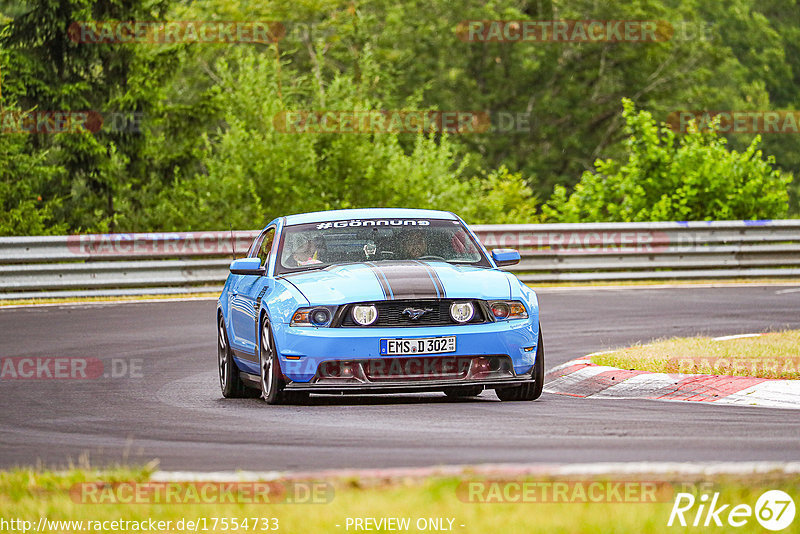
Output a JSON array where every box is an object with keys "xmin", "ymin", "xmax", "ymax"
[{"xmin": 544, "ymin": 335, "xmax": 800, "ymax": 409}]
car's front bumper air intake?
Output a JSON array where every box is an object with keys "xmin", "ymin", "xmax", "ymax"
[{"xmin": 283, "ymin": 354, "xmax": 528, "ymax": 392}]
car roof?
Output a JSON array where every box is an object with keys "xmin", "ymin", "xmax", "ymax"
[{"xmin": 283, "ymin": 208, "xmax": 458, "ymax": 226}]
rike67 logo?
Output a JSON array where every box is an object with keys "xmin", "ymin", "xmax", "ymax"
[{"xmin": 668, "ymin": 490, "xmax": 795, "ymax": 531}]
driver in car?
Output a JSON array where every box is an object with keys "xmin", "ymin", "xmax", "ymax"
[{"xmin": 291, "ymin": 237, "xmax": 324, "ymax": 266}]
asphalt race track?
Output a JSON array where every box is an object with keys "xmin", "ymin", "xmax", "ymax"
[{"xmin": 1, "ymin": 285, "xmax": 799, "ymax": 471}]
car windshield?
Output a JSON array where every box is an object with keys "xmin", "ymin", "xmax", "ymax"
[{"xmin": 276, "ymin": 218, "xmax": 489, "ymax": 274}]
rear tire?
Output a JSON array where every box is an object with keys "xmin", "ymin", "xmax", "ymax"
[
  {"xmin": 443, "ymin": 386, "xmax": 483, "ymax": 398},
  {"xmin": 218, "ymin": 314, "xmax": 251, "ymax": 398},
  {"xmin": 496, "ymin": 326, "xmax": 544, "ymax": 401}
]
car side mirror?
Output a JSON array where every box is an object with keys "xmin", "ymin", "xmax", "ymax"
[
  {"xmin": 230, "ymin": 257, "xmax": 265, "ymax": 276},
  {"xmin": 492, "ymin": 248, "xmax": 521, "ymax": 267}
]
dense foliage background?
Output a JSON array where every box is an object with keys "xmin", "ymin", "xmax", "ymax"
[{"xmin": 0, "ymin": 0, "xmax": 797, "ymax": 234}]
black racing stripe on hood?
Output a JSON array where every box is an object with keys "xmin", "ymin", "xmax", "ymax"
[
  {"xmin": 365, "ymin": 262, "xmax": 391, "ymax": 299},
  {"xmin": 413, "ymin": 260, "xmax": 446, "ymax": 298},
  {"xmin": 369, "ymin": 261, "xmax": 441, "ymax": 300}
]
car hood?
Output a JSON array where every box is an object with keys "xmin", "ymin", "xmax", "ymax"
[{"xmin": 279, "ymin": 261, "xmax": 512, "ymax": 304}]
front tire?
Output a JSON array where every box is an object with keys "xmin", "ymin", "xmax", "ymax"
[
  {"xmin": 496, "ymin": 326, "xmax": 545, "ymax": 401},
  {"xmin": 218, "ymin": 314, "xmax": 250, "ymax": 398},
  {"xmin": 259, "ymin": 317, "xmax": 307, "ymax": 405}
]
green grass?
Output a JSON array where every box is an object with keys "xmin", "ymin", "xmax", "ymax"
[
  {"xmin": 1, "ymin": 468, "xmax": 799, "ymax": 533},
  {"xmin": 591, "ymin": 330, "xmax": 800, "ymax": 379}
]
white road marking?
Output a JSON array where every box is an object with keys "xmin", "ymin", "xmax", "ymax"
[
  {"xmin": 776, "ymin": 287, "xmax": 800, "ymax": 294},
  {"xmin": 152, "ymin": 461, "xmax": 800, "ymax": 481},
  {"xmin": 712, "ymin": 333, "xmax": 764, "ymax": 341},
  {"xmin": 592, "ymin": 372, "xmax": 678, "ymax": 399},
  {"xmin": 718, "ymin": 381, "xmax": 800, "ymax": 409}
]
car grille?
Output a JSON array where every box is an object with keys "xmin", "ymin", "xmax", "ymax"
[
  {"xmin": 311, "ymin": 355, "xmax": 515, "ymax": 384},
  {"xmin": 338, "ymin": 299, "xmax": 487, "ymax": 327}
]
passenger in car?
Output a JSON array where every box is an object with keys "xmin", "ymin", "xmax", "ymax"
[{"xmin": 402, "ymin": 230, "xmax": 428, "ymax": 259}]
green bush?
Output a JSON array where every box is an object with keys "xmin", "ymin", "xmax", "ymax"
[{"xmin": 544, "ymin": 98, "xmax": 793, "ymax": 222}]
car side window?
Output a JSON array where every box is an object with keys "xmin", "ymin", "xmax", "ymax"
[{"xmin": 253, "ymin": 228, "xmax": 276, "ymax": 267}]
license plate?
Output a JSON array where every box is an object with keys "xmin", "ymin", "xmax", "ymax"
[{"xmin": 380, "ymin": 336, "xmax": 456, "ymax": 355}]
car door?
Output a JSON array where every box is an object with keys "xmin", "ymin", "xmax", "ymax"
[{"xmin": 230, "ymin": 227, "xmax": 275, "ymax": 359}]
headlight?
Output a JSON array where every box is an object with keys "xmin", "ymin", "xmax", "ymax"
[
  {"xmin": 352, "ymin": 305, "xmax": 378, "ymax": 326},
  {"xmin": 291, "ymin": 306, "xmax": 335, "ymax": 327},
  {"xmin": 310, "ymin": 308, "xmax": 331, "ymax": 326},
  {"xmin": 490, "ymin": 300, "xmax": 528, "ymax": 320},
  {"xmin": 450, "ymin": 301, "xmax": 475, "ymax": 323}
]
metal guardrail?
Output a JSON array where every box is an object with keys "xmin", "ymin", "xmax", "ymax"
[
  {"xmin": 1, "ymin": 221, "xmax": 799, "ymax": 298},
  {"xmin": 472, "ymin": 220, "xmax": 800, "ymax": 282}
]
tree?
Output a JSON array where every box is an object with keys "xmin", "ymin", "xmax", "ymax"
[
  {"xmin": 172, "ymin": 0, "xmax": 781, "ymax": 199},
  {"xmin": 543, "ymin": 99, "xmax": 792, "ymax": 222},
  {"xmin": 1, "ymin": 0, "xmax": 176, "ymax": 232},
  {"xmin": 0, "ymin": 129, "xmax": 67, "ymax": 235},
  {"xmin": 130, "ymin": 47, "xmax": 539, "ymax": 230}
]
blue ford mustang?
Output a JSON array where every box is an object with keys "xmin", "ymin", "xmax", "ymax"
[{"xmin": 217, "ymin": 208, "xmax": 543, "ymax": 404}]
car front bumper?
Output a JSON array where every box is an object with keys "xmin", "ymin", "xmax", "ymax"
[
  {"xmin": 272, "ymin": 319, "xmax": 540, "ymax": 384},
  {"xmin": 284, "ymin": 377, "xmax": 535, "ymax": 394}
]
